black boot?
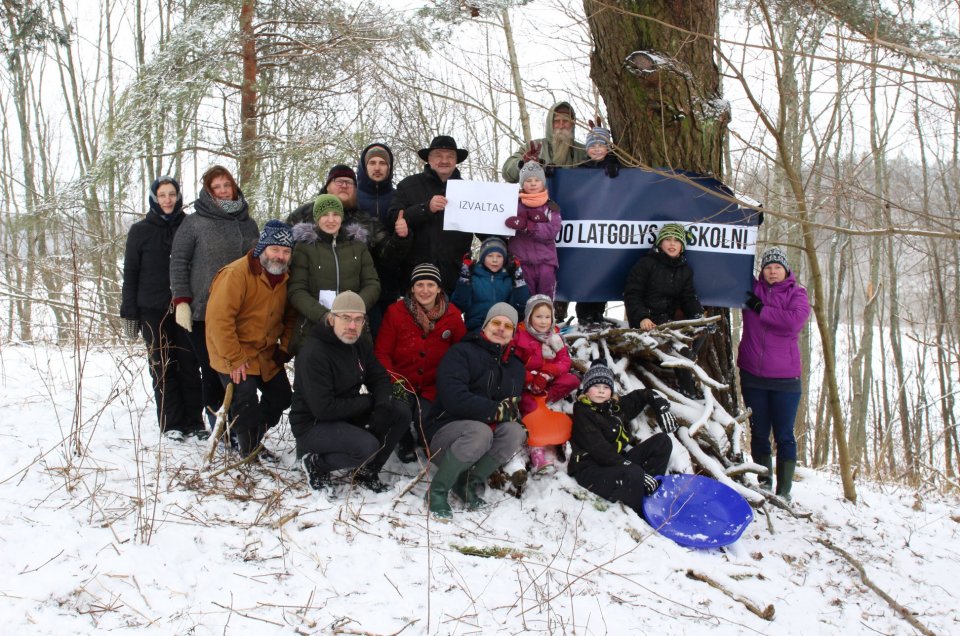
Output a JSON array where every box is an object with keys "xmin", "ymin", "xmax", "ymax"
[
  {"xmin": 756, "ymin": 455, "xmax": 773, "ymax": 491},
  {"xmin": 354, "ymin": 465, "xmax": 389, "ymax": 493},
  {"xmin": 675, "ymin": 369, "xmax": 703, "ymax": 400}
]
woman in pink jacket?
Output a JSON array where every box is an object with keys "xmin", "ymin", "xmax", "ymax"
[{"xmin": 738, "ymin": 247, "xmax": 810, "ymax": 502}]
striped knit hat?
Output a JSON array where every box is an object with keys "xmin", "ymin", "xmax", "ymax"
[
  {"xmin": 410, "ymin": 263, "xmax": 442, "ymax": 285},
  {"xmin": 656, "ymin": 223, "xmax": 690, "ymax": 251}
]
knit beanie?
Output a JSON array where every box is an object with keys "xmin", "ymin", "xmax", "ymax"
[
  {"xmin": 518, "ymin": 161, "xmax": 546, "ymax": 185},
  {"xmin": 581, "ymin": 360, "xmax": 615, "ymax": 392},
  {"xmin": 483, "ymin": 302, "xmax": 519, "ymax": 330},
  {"xmin": 656, "ymin": 223, "xmax": 690, "ymax": 251},
  {"xmin": 253, "ymin": 220, "xmax": 294, "ymax": 257},
  {"xmin": 324, "ymin": 164, "xmax": 356, "ymax": 188},
  {"xmin": 585, "ymin": 126, "xmax": 612, "ymax": 148},
  {"xmin": 330, "ymin": 290, "xmax": 366, "ymax": 315},
  {"xmin": 410, "ymin": 262, "xmax": 442, "ymax": 286},
  {"xmin": 479, "ymin": 236, "xmax": 508, "ymax": 265},
  {"xmin": 524, "ymin": 294, "xmax": 554, "ymax": 325},
  {"xmin": 365, "ymin": 146, "xmax": 391, "ymax": 166},
  {"xmin": 313, "ymin": 194, "xmax": 344, "ymax": 219},
  {"xmin": 760, "ymin": 246, "xmax": 789, "ymax": 273}
]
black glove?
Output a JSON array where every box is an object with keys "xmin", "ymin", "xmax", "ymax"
[
  {"xmin": 643, "ymin": 472, "xmax": 661, "ymax": 495},
  {"xmin": 365, "ymin": 404, "xmax": 393, "ymax": 439},
  {"xmin": 745, "ymin": 292, "xmax": 763, "ymax": 314},
  {"xmin": 272, "ymin": 347, "xmax": 292, "ymax": 366},
  {"xmin": 493, "ymin": 397, "xmax": 520, "ymax": 423},
  {"xmin": 656, "ymin": 411, "xmax": 679, "ymax": 434},
  {"xmin": 605, "ymin": 161, "xmax": 620, "ymax": 178},
  {"xmin": 121, "ymin": 318, "xmax": 140, "ymax": 340}
]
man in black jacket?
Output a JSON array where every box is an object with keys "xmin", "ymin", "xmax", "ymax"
[
  {"xmin": 387, "ymin": 135, "xmax": 474, "ymax": 295},
  {"xmin": 291, "ymin": 291, "xmax": 409, "ymax": 493}
]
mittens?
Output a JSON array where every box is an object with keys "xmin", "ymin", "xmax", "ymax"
[
  {"xmin": 174, "ymin": 303, "xmax": 193, "ymax": 332},
  {"xmin": 745, "ymin": 292, "xmax": 763, "ymax": 314},
  {"xmin": 121, "ymin": 318, "xmax": 140, "ymax": 340}
]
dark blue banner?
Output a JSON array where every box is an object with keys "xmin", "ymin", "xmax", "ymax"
[{"xmin": 549, "ymin": 168, "xmax": 761, "ymax": 307}]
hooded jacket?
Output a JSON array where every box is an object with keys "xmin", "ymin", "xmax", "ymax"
[
  {"xmin": 737, "ymin": 272, "xmax": 810, "ymax": 379},
  {"xmin": 121, "ymin": 180, "xmax": 186, "ymax": 318},
  {"xmin": 623, "ymin": 248, "xmax": 704, "ymax": 327},
  {"xmin": 501, "ymin": 101, "xmax": 589, "ymax": 183},
  {"xmin": 568, "ymin": 389, "xmax": 660, "ymax": 476},
  {"xmin": 356, "ymin": 143, "xmax": 396, "ymax": 225},
  {"xmin": 169, "ymin": 187, "xmax": 259, "ymax": 321},
  {"xmin": 451, "ymin": 260, "xmax": 530, "ymax": 332}
]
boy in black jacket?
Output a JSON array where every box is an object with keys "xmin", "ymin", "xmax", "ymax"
[{"xmin": 568, "ymin": 361, "xmax": 676, "ymax": 514}]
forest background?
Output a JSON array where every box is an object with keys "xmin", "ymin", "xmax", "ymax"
[{"xmin": 1, "ymin": 0, "xmax": 959, "ymax": 503}]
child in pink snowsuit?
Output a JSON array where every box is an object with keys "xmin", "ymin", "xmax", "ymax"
[
  {"xmin": 513, "ymin": 295, "xmax": 580, "ymax": 473},
  {"xmin": 505, "ymin": 162, "xmax": 561, "ymax": 298}
]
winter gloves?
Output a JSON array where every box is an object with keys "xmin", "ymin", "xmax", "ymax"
[
  {"xmin": 122, "ymin": 318, "xmax": 140, "ymax": 340},
  {"xmin": 493, "ymin": 397, "xmax": 521, "ymax": 423},
  {"xmin": 745, "ymin": 292, "xmax": 763, "ymax": 314},
  {"xmin": 458, "ymin": 256, "xmax": 472, "ymax": 286},
  {"xmin": 521, "ymin": 141, "xmax": 542, "ymax": 163},
  {"xmin": 643, "ymin": 472, "xmax": 661, "ymax": 495},
  {"xmin": 526, "ymin": 371, "xmax": 550, "ymax": 394},
  {"xmin": 505, "ymin": 207, "xmax": 528, "ymax": 231},
  {"xmin": 391, "ymin": 379, "xmax": 410, "ymax": 403},
  {"xmin": 605, "ymin": 161, "xmax": 620, "ymax": 178},
  {"xmin": 649, "ymin": 392, "xmax": 679, "ymax": 433},
  {"xmin": 174, "ymin": 303, "xmax": 193, "ymax": 332}
]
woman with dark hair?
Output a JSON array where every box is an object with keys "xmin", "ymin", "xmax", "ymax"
[
  {"xmin": 121, "ymin": 176, "xmax": 204, "ymax": 438},
  {"xmin": 738, "ymin": 247, "xmax": 810, "ymax": 502},
  {"xmin": 170, "ymin": 165, "xmax": 259, "ymax": 428}
]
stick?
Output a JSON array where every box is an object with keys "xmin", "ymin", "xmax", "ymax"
[
  {"xmin": 204, "ymin": 383, "xmax": 235, "ymax": 465},
  {"xmin": 686, "ymin": 569, "xmax": 775, "ymax": 621}
]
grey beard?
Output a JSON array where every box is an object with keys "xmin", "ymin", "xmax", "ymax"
[
  {"xmin": 260, "ymin": 253, "xmax": 290, "ymax": 275},
  {"xmin": 552, "ymin": 129, "xmax": 574, "ymax": 164}
]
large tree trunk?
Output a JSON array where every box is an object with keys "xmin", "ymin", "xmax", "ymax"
[
  {"xmin": 583, "ymin": 0, "xmax": 736, "ymax": 414},
  {"xmin": 238, "ymin": 0, "xmax": 258, "ymax": 191}
]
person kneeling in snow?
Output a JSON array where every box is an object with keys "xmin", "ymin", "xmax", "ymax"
[
  {"xmin": 291, "ymin": 291, "xmax": 409, "ymax": 493},
  {"xmin": 568, "ymin": 361, "xmax": 676, "ymax": 512}
]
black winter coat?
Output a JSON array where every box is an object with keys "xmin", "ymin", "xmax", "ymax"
[
  {"xmin": 424, "ymin": 331, "xmax": 525, "ymax": 443},
  {"xmin": 387, "ymin": 165, "xmax": 474, "ymax": 295},
  {"xmin": 289, "ymin": 319, "xmax": 391, "ymax": 438},
  {"xmin": 568, "ymin": 389, "xmax": 660, "ymax": 476},
  {"xmin": 121, "ymin": 208, "xmax": 185, "ymax": 319},
  {"xmin": 623, "ymin": 248, "xmax": 704, "ymax": 328}
]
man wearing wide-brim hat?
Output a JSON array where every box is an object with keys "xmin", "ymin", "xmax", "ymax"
[{"xmin": 388, "ymin": 135, "xmax": 475, "ymax": 296}]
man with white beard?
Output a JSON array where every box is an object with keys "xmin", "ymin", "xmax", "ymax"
[
  {"xmin": 501, "ymin": 102, "xmax": 588, "ymax": 183},
  {"xmin": 205, "ymin": 220, "xmax": 297, "ymax": 460}
]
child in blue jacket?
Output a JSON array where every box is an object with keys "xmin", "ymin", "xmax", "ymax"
[{"xmin": 452, "ymin": 236, "xmax": 530, "ymax": 332}]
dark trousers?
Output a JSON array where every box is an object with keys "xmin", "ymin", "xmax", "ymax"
[
  {"xmin": 574, "ymin": 433, "xmax": 672, "ymax": 513},
  {"xmin": 295, "ymin": 400, "xmax": 409, "ymax": 472},
  {"xmin": 218, "ymin": 371, "xmax": 292, "ymax": 454},
  {"xmin": 140, "ymin": 308, "xmax": 203, "ymax": 433},
  {"xmin": 188, "ymin": 320, "xmax": 226, "ymax": 426},
  {"xmin": 742, "ymin": 386, "xmax": 800, "ymax": 461}
]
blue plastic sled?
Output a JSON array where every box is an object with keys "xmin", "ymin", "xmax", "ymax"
[{"xmin": 641, "ymin": 474, "xmax": 754, "ymax": 548}]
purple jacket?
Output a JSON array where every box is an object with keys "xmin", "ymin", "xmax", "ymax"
[
  {"xmin": 737, "ymin": 272, "xmax": 810, "ymax": 379},
  {"xmin": 507, "ymin": 200, "xmax": 560, "ymax": 268}
]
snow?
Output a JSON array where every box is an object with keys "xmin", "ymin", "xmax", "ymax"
[{"xmin": 1, "ymin": 344, "xmax": 958, "ymax": 634}]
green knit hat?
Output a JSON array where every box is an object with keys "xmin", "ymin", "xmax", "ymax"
[
  {"xmin": 656, "ymin": 223, "xmax": 690, "ymax": 251},
  {"xmin": 313, "ymin": 194, "xmax": 343, "ymax": 219}
]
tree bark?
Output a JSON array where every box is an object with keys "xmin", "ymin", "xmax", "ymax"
[{"xmin": 238, "ymin": 0, "xmax": 258, "ymax": 190}]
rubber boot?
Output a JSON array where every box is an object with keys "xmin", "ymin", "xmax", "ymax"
[
  {"xmin": 452, "ymin": 453, "xmax": 502, "ymax": 510},
  {"xmin": 756, "ymin": 455, "xmax": 773, "ymax": 491},
  {"xmin": 776, "ymin": 459, "xmax": 796, "ymax": 502},
  {"xmin": 428, "ymin": 453, "xmax": 471, "ymax": 519}
]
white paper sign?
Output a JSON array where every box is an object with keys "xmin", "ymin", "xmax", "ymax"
[
  {"xmin": 443, "ymin": 180, "xmax": 520, "ymax": 236},
  {"xmin": 318, "ymin": 289, "xmax": 336, "ymax": 310}
]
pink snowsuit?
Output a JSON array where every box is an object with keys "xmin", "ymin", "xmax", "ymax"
[{"xmin": 513, "ymin": 322, "xmax": 579, "ymax": 416}]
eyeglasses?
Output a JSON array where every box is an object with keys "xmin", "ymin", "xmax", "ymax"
[
  {"xmin": 334, "ymin": 314, "xmax": 366, "ymax": 326},
  {"xmin": 487, "ymin": 319, "xmax": 515, "ymax": 332},
  {"xmin": 331, "ymin": 178, "xmax": 355, "ymax": 188}
]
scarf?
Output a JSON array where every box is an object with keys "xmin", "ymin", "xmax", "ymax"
[
  {"xmin": 519, "ymin": 191, "xmax": 549, "ymax": 208},
  {"xmin": 526, "ymin": 323, "xmax": 565, "ymax": 360},
  {"xmin": 405, "ymin": 293, "xmax": 448, "ymax": 334},
  {"xmin": 218, "ymin": 198, "xmax": 244, "ymax": 215}
]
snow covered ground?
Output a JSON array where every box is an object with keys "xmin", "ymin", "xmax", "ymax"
[{"xmin": 0, "ymin": 344, "xmax": 957, "ymax": 635}]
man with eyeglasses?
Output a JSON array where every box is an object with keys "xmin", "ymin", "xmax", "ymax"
[
  {"xmin": 290, "ymin": 291, "xmax": 409, "ymax": 493},
  {"xmin": 421, "ymin": 302, "xmax": 527, "ymax": 519}
]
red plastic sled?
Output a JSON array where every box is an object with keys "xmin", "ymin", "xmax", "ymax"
[{"xmin": 522, "ymin": 395, "xmax": 573, "ymax": 446}]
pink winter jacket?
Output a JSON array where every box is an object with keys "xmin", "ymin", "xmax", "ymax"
[
  {"xmin": 737, "ymin": 272, "xmax": 810, "ymax": 379},
  {"xmin": 513, "ymin": 322, "xmax": 573, "ymax": 382}
]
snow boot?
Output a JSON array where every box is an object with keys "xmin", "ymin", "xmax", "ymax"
[
  {"xmin": 354, "ymin": 465, "xmax": 389, "ymax": 493},
  {"xmin": 452, "ymin": 453, "xmax": 502, "ymax": 510},
  {"xmin": 776, "ymin": 459, "xmax": 796, "ymax": 502},
  {"xmin": 428, "ymin": 453, "xmax": 471, "ymax": 519},
  {"xmin": 756, "ymin": 455, "xmax": 773, "ymax": 491}
]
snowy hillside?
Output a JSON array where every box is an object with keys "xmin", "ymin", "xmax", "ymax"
[{"xmin": 0, "ymin": 345, "xmax": 956, "ymax": 635}]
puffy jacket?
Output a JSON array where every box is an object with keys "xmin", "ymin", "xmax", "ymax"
[
  {"xmin": 507, "ymin": 200, "xmax": 561, "ymax": 268},
  {"xmin": 121, "ymin": 207, "xmax": 185, "ymax": 318},
  {"xmin": 204, "ymin": 252, "xmax": 295, "ymax": 382},
  {"xmin": 387, "ymin": 164, "xmax": 473, "ymax": 294},
  {"xmin": 169, "ymin": 188, "xmax": 259, "ymax": 321},
  {"xmin": 737, "ymin": 272, "xmax": 810, "ymax": 379},
  {"xmin": 513, "ymin": 322, "xmax": 573, "ymax": 379},
  {"xmin": 623, "ymin": 248, "xmax": 704, "ymax": 327},
  {"xmin": 501, "ymin": 101, "xmax": 589, "ymax": 183},
  {"xmin": 356, "ymin": 143, "xmax": 396, "ymax": 225},
  {"xmin": 374, "ymin": 297, "xmax": 466, "ymax": 401},
  {"xmin": 423, "ymin": 331, "xmax": 525, "ymax": 443},
  {"xmin": 568, "ymin": 389, "xmax": 660, "ymax": 476},
  {"xmin": 287, "ymin": 223, "xmax": 380, "ymax": 352},
  {"xmin": 289, "ymin": 318, "xmax": 391, "ymax": 438},
  {"xmin": 451, "ymin": 260, "xmax": 531, "ymax": 332}
]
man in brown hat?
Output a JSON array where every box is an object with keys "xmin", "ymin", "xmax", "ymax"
[{"xmin": 388, "ymin": 135, "xmax": 474, "ymax": 295}]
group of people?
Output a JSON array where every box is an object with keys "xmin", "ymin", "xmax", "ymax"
[{"xmin": 120, "ymin": 102, "xmax": 810, "ymax": 524}]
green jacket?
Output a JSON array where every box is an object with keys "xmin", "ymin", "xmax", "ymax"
[
  {"xmin": 501, "ymin": 101, "xmax": 589, "ymax": 183},
  {"xmin": 287, "ymin": 222, "xmax": 380, "ymax": 352}
]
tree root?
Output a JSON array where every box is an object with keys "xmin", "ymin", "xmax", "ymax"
[{"xmin": 686, "ymin": 568, "xmax": 775, "ymax": 620}]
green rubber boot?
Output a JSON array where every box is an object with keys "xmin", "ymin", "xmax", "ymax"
[
  {"xmin": 776, "ymin": 459, "xmax": 796, "ymax": 502},
  {"xmin": 756, "ymin": 455, "xmax": 773, "ymax": 491},
  {"xmin": 428, "ymin": 453, "xmax": 471, "ymax": 519},
  {"xmin": 452, "ymin": 454, "xmax": 503, "ymax": 510}
]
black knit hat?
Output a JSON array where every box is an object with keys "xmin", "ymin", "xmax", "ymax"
[
  {"xmin": 324, "ymin": 164, "xmax": 356, "ymax": 188},
  {"xmin": 418, "ymin": 135, "xmax": 469, "ymax": 163},
  {"xmin": 582, "ymin": 360, "xmax": 615, "ymax": 392},
  {"xmin": 410, "ymin": 263, "xmax": 442, "ymax": 286}
]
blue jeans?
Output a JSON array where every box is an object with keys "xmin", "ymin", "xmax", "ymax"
[{"xmin": 742, "ymin": 386, "xmax": 800, "ymax": 461}]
